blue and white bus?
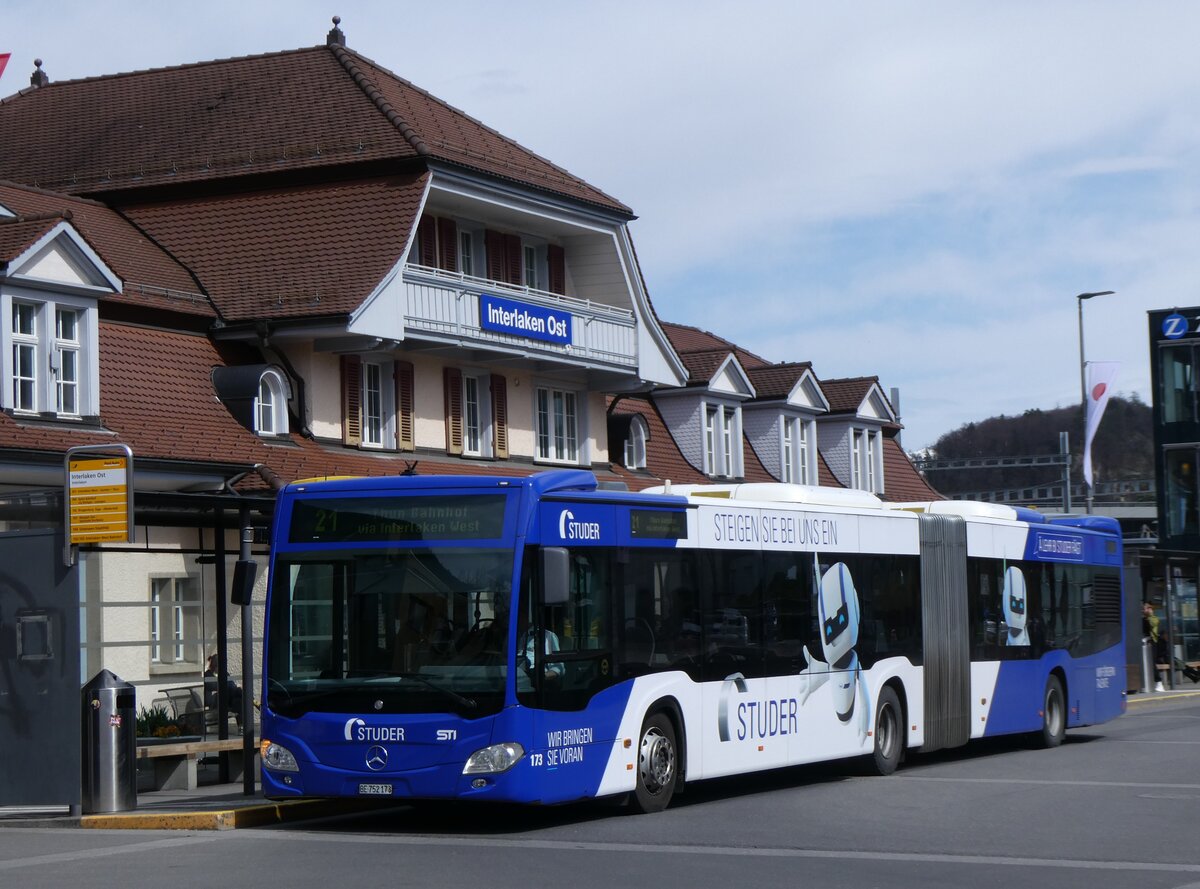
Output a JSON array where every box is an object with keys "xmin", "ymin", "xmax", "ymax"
[{"xmin": 259, "ymin": 470, "xmax": 1125, "ymax": 812}]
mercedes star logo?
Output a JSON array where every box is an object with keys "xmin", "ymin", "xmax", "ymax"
[{"xmin": 365, "ymin": 745, "xmax": 388, "ymax": 771}]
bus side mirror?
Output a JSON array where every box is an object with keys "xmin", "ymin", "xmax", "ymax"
[
  {"xmin": 540, "ymin": 547, "xmax": 569, "ymax": 606},
  {"xmin": 230, "ymin": 558, "xmax": 258, "ymax": 606}
]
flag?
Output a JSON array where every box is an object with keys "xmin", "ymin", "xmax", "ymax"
[
  {"xmin": 0, "ymin": 54, "xmax": 10, "ymax": 81},
  {"xmin": 1083, "ymin": 360, "xmax": 1120, "ymax": 488}
]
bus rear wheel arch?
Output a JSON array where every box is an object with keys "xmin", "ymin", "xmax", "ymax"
[
  {"xmin": 630, "ymin": 709, "xmax": 680, "ymax": 814},
  {"xmin": 870, "ymin": 684, "xmax": 904, "ymax": 775},
  {"xmin": 1037, "ymin": 673, "xmax": 1067, "ymax": 749}
]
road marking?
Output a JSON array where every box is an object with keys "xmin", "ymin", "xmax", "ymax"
[
  {"xmin": 896, "ymin": 775, "xmax": 1200, "ymax": 790},
  {"xmin": 0, "ymin": 835, "xmax": 218, "ymax": 871},
  {"xmin": 256, "ymin": 830, "xmax": 1200, "ymax": 874}
]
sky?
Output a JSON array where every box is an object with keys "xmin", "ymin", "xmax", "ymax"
[{"xmin": 6, "ymin": 0, "xmax": 1200, "ymax": 451}]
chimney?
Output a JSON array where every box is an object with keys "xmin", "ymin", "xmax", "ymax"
[
  {"xmin": 890, "ymin": 387, "xmax": 902, "ymax": 447},
  {"xmin": 326, "ymin": 15, "xmax": 345, "ymax": 47},
  {"xmin": 30, "ymin": 59, "xmax": 48, "ymax": 88}
]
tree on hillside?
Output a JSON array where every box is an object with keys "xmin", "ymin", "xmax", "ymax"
[{"xmin": 922, "ymin": 394, "xmax": 1152, "ymax": 497}]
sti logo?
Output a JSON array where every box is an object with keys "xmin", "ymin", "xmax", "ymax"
[{"xmin": 558, "ymin": 509, "xmax": 601, "ymax": 541}]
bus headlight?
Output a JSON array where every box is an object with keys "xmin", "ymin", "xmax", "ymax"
[
  {"xmin": 463, "ymin": 742, "xmax": 524, "ymax": 775},
  {"xmin": 260, "ymin": 739, "xmax": 300, "ymax": 772}
]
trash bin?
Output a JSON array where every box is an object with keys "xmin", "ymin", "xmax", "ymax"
[
  {"xmin": 81, "ymin": 669, "xmax": 137, "ymax": 814},
  {"xmin": 1142, "ymin": 638, "xmax": 1156, "ymax": 693}
]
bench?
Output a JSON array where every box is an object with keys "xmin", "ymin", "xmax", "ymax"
[{"xmin": 136, "ymin": 738, "xmax": 256, "ymax": 791}]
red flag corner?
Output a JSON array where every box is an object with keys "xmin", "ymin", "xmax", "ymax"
[{"xmin": 0, "ymin": 53, "xmax": 10, "ymax": 81}]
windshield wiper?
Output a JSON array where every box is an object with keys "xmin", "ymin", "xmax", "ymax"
[
  {"xmin": 268, "ymin": 675, "xmax": 477, "ymax": 714},
  {"xmin": 382, "ymin": 671, "xmax": 478, "ymax": 711}
]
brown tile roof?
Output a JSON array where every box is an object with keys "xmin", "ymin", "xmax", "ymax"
[
  {"xmin": 609, "ymin": 394, "xmax": 708, "ymax": 490},
  {"xmin": 822, "ymin": 376, "xmax": 882, "ymax": 414},
  {"xmin": 880, "ymin": 435, "xmax": 943, "ymax": 502},
  {"xmin": 660, "ymin": 321, "xmax": 770, "ymax": 376},
  {"xmin": 0, "ymin": 44, "xmax": 628, "ymax": 214},
  {"xmin": 120, "ymin": 174, "xmax": 426, "ymax": 320},
  {"xmin": 0, "ymin": 215, "xmax": 60, "ymax": 263},
  {"xmin": 745, "ymin": 363, "xmax": 812, "ymax": 400},
  {"xmin": 340, "ymin": 48, "xmax": 629, "ymax": 214},
  {"xmin": 0, "ymin": 182, "xmax": 213, "ymax": 316}
]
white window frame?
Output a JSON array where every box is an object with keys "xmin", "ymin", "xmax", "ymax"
[
  {"xmin": 535, "ymin": 384, "xmax": 579, "ymax": 464},
  {"xmin": 360, "ymin": 360, "xmax": 396, "ymax": 449},
  {"xmin": 851, "ymin": 427, "xmax": 883, "ymax": 493},
  {"xmin": 798, "ymin": 418, "xmax": 813, "ymax": 485},
  {"xmin": 782, "ymin": 419, "xmax": 794, "ymax": 483},
  {"xmin": 703, "ymin": 400, "xmax": 742, "ymax": 479},
  {"xmin": 10, "ymin": 301, "xmax": 37, "ymax": 412},
  {"xmin": 781, "ymin": 415, "xmax": 815, "ymax": 485},
  {"xmin": 54, "ymin": 307, "xmax": 79, "ymax": 416},
  {"xmin": 1, "ymin": 291, "xmax": 98, "ymax": 418},
  {"xmin": 624, "ymin": 416, "xmax": 648, "ymax": 470},
  {"xmin": 150, "ymin": 576, "xmax": 200, "ymax": 669},
  {"xmin": 254, "ymin": 367, "xmax": 290, "ymax": 436},
  {"xmin": 461, "ymin": 371, "xmax": 493, "ymax": 458},
  {"xmin": 459, "ymin": 228, "xmax": 476, "ymax": 278}
]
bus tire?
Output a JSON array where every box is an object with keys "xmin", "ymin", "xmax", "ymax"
[
  {"xmin": 1039, "ymin": 675, "xmax": 1066, "ymax": 749},
  {"xmin": 871, "ymin": 685, "xmax": 903, "ymax": 776},
  {"xmin": 631, "ymin": 712, "xmax": 677, "ymax": 814}
]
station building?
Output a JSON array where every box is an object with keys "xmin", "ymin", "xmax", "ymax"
[{"xmin": 0, "ymin": 20, "xmax": 937, "ymax": 749}]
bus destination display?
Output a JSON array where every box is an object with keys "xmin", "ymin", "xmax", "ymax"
[
  {"xmin": 629, "ymin": 508, "xmax": 687, "ymax": 539},
  {"xmin": 290, "ymin": 495, "xmax": 507, "ymax": 542}
]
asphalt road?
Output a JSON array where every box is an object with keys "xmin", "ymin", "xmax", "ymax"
[{"xmin": 3, "ymin": 693, "xmax": 1198, "ymax": 889}]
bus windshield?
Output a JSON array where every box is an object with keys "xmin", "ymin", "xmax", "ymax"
[{"xmin": 265, "ymin": 547, "xmax": 514, "ymax": 718}]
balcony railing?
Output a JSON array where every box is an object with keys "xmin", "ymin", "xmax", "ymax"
[{"xmin": 403, "ymin": 265, "xmax": 638, "ymax": 371}]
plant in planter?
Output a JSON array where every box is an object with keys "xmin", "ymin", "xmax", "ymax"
[{"xmin": 136, "ymin": 704, "xmax": 180, "ymax": 739}]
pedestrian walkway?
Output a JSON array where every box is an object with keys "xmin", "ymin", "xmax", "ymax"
[
  {"xmin": 4, "ymin": 688, "xmax": 1196, "ymax": 831},
  {"xmin": 0, "ymin": 783, "xmax": 387, "ymax": 831}
]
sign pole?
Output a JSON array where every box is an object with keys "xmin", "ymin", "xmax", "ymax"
[{"xmin": 63, "ymin": 444, "xmax": 135, "ymax": 567}]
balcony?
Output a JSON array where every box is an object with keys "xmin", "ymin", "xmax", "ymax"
[{"xmin": 402, "ymin": 264, "xmax": 638, "ymax": 372}]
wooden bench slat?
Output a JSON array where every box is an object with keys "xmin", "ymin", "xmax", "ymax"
[{"xmin": 137, "ymin": 738, "xmax": 249, "ymax": 758}]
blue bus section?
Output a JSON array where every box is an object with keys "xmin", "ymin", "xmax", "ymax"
[{"xmin": 259, "ymin": 472, "xmax": 1126, "ymax": 812}]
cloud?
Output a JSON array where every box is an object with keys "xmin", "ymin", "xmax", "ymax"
[{"xmin": 11, "ymin": 0, "xmax": 1200, "ymax": 452}]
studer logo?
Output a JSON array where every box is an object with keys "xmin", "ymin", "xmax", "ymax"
[
  {"xmin": 344, "ymin": 717, "xmax": 405, "ymax": 742},
  {"xmin": 558, "ymin": 509, "xmax": 601, "ymax": 541}
]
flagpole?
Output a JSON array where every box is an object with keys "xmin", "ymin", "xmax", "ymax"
[{"xmin": 1076, "ymin": 291, "xmax": 1114, "ymax": 514}]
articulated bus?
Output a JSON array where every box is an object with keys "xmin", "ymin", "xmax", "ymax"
[{"xmin": 259, "ymin": 470, "xmax": 1125, "ymax": 812}]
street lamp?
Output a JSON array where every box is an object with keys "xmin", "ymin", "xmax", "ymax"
[{"xmin": 1077, "ymin": 290, "xmax": 1115, "ymax": 513}]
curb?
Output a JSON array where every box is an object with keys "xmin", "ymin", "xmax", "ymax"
[
  {"xmin": 79, "ymin": 798, "xmax": 373, "ymax": 831},
  {"xmin": 1126, "ymin": 690, "xmax": 1200, "ymax": 706}
]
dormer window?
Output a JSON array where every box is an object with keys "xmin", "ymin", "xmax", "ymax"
[
  {"xmin": 781, "ymin": 415, "xmax": 815, "ymax": 484},
  {"xmin": 623, "ymin": 415, "xmax": 648, "ymax": 470},
  {"xmin": 2, "ymin": 295, "xmax": 98, "ymax": 419},
  {"xmin": 851, "ymin": 428, "xmax": 883, "ymax": 492},
  {"xmin": 255, "ymin": 368, "xmax": 289, "ymax": 436},
  {"xmin": 704, "ymin": 401, "xmax": 742, "ymax": 478}
]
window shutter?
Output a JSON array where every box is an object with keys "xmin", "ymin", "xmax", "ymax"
[
  {"xmin": 491, "ymin": 374, "xmax": 509, "ymax": 459},
  {"xmin": 547, "ymin": 244, "xmax": 565, "ymax": 295},
  {"xmin": 444, "ymin": 366, "xmax": 463, "ymax": 455},
  {"xmin": 485, "ymin": 230, "xmax": 505, "ymax": 282},
  {"xmin": 341, "ymin": 355, "xmax": 362, "ymax": 446},
  {"xmin": 505, "ymin": 234, "xmax": 523, "ymax": 286},
  {"xmin": 395, "ymin": 360, "xmax": 415, "ymax": 451},
  {"xmin": 417, "ymin": 216, "xmax": 437, "ymax": 267},
  {"xmin": 437, "ymin": 218, "xmax": 458, "ymax": 272}
]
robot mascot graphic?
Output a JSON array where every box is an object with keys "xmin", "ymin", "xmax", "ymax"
[
  {"xmin": 798, "ymin": 560, "xmax": 870, "ymax": 742},
  {"xmin": 1002, "ymin": 565, "xmax": 1029, "ymax": 646}
]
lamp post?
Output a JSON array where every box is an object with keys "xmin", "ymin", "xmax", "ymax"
[{"xmin": 1076, "ymin": 290, "xmax": 1115, "ymax": 514}]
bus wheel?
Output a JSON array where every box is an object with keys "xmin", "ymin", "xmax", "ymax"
[
  {"xmin": 1039, "ymin": 675, "xmax": 1066, "ymax": 749},
  {"xmin": 871, "ymin": 686, "xmax": 903, "ymax": 776},
  {"xmin": 631, "ymin": 712, "xmax": 677, "ymax": 813}
]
